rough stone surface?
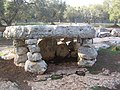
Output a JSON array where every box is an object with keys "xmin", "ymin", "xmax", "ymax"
[
  {"xmin": 68, "ymin": 41, "xmax": 77, "ymax": 51},
  {"xmin": 15, "ymin": 47, "xmax": 28, "ymax": 55},
  {"xmin": 0, "ymin": 80, "xmax": 20, "ymax": 90},
  {"xmin": 93, "ymin": 43, "xmax": 110, "ymax": 51},
  {"xmin": 78, "ymin": 45, "xmax": 98, "ymax": 60},
  {"xmin": 1, "ymin": 53, "xmax": 15, "ymax": 60},
  {"xmin": 82, "ymin": 38, "xmax": 93, "ymax": 45},
  {"xmin": 77, "ymin": 58, "xmax": 97, "ymax": 67},
  {"xmin": 56, "ymin": 43, "xmax": 69, "ymax": 58},
  {"xmin": 27, "ymin": 45, "xmax": 40, "ymax": 53},
  {"xmin": 77, "ymin": 45, "xmax": 98, "ymax": 67},
  {"xmin": 25, "ymin": 60, "xmax": 47, "ymax": 74},
  {"xmin": 98, "ymin": 28, "xmax": 110, "ymax": 33},
  {"xmin": 4, "ymin": 25, "xmax": 95, "ymax": 39},
  {"xmin": 13, "ymin": 39, "xmax": 26, "ymax": 47},
  {"xmin": 111, "ymin": 28, "xmax": 120, "ymax": 37},
  {"xmin": 38, "ymin": 38, "xmax": 57, "ymax": 60},
  {"xmin": 93, "ymin": 37, "xmax": 120, "ymax": 45},
  {"xmin": 27, "ymin": 52, "xmax": 42, "ymax": 61},
  {"xmin": 97, "ymin": 32, "xmax": 111, "ymax": 38},
  {"xmin": 28, "ymin": 72, "xmax": 120, "ymax": 90},
  {"xmin": 25, "ymin": 39, "xmax": 38, "ymax": 45},
  {"xmin": 14, "ymin": 54, "xmax": 27, "ymax": 64}
]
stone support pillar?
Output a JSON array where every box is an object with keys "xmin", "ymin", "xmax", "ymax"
[
  {"xmin": 77, "ymin": 38, "xmax": 98, "ymax": 67},
  {"xmin": 25, "ymin": 39, "xmax": 47, "ymax": 74},
  {"xmin": 13, "ymin": 39, "xmax": 28, "ymax": 67}
]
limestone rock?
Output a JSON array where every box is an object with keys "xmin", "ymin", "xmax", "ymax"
[
  {"xmin": 77, "ymin": 45, "xmax": 98, "ymax": 67},
  {"xmin": 0, "ymin": 81, "xmax": 20, "ymax": 90},
  {"xmin": 4, "ymin": 25, "xmax": 95, "ymax": 39},
  {"xmin": 25, "ymin": 60, "xmax": 47, "ymax": 74},
  {"xmin": 82, "ymin": 38, "xmax": 93, "ymax": 45},
  {"xmin": 93, "ymin": 43, "xmax": 110, "ymax": 51},
  {"xmin": 25, "ymin": 39, "xmax": 37, "ymax": 45},
  {"xmin": 13, "ymin": 39, "xmax": 26, "ymax": 47},
  {"xmin": 97, "ymin": 32, "xmax": 111, "ymax": 38},
  {"xmin": 15, "ymin": 47, "xmax": 28, "ymax": 55},
  {"xmin": 14, "ymin": 54, "xmax": 27, "ymax": 64},
  {"xmin": 68, "ymin": 41, "xmax": 77, "ymax": 51},
  {"xmin": 56, "ymin": 43, "xmax": 69, "ymax": 58},
  {"xmin": 27, "ymin": 52, "xmax": 42, "ymax": 61},
  {"xmin": 70, "ymin": 51, "xmax": 78, "ymax": 58},
  {"xmin": 27, "ymin": 45, "xmax": 40, "ymax": 53},
  {"xmin": 93, "ymin": 37, "xmax": 120, "ymax": 48},
  {"xmin": 38, "ymin": 38, "xmax": 57, "ymax": 60},
  {"xmin": 78, "ymin": 45, "xmax": 98, "ymax": 60},
  {"xmin": 111, "ymin": 28, "xmax": 120, "ymax": 37},
  {"xmin": 1, "ymin": 53, "xmax": 15, "ymax": 60},
  {"xmin": 77, "ymin": 58, "xmax": 97, "ymax": 67},
  {"xmin": 98, "ymin": 28, "xmax": 109, "ymax": 33}
]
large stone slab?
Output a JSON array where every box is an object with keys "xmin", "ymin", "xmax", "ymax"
[{"xmin": 3, "ymin": 25, "xmax": 95, "ymax": 39}]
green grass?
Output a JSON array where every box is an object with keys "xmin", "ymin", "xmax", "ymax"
[
  {"xmin": 99, "ymin": 46, "xmax": 120, "ymax": 55},
  {"xmin": 0, "ymin": 52, "xmax": 5, "ymax": 56},
  {"xmin": 16, "ymin": 22, "xmax": 50, "ymax": 26},
  {"xmin": 91, "ymin": 23, "xmax": 120, "ymax": 28},
  {"xmin": 91, "ymin": 86, "xmax": 109, "ymax": 90}
]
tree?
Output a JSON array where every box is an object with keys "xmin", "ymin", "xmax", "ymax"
[
  {"xmin": 109, "ymin": 0, "xmax": 120, "ymax": 25},
  {"xmin": 0, "ymin": 0, "xmax": 27, "ymax": 26},
  {"xmin": 64, "ymin": 6, "xmax": 77, "ymax": 22}
]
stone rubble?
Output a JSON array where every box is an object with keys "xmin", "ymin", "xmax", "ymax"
[
  {"xmin": 28, "ymin": 72, "xmax": 120, "ymax": 90},
  {"xmin": 111, "ymin": 28, "xmax": 120, "ymax": 37},
  {"xmin": 0, "ymin": 80, "xmax": 20, "ymax": 90},
  {"xmin": 13, "ymin": 39, "xmax": 28, "ymax": 67},
  {"xmin": 77, "ymin": 45, "xmax": 98, "ymax": 67}
]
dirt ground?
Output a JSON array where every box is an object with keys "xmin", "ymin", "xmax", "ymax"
[{"xmin": 0, "ymin": 39, "xmax": 120, "ymax": 90}]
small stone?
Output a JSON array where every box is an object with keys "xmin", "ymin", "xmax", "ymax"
[
  {"xmin": 14, "ymin": 63, "xmax": 25, "ymax": 67},
  {"xmin": 111, "ymin": 28, "xmax": 120, "ymax": 37},
  {"xmin": 77, "ymin": 58, "xmax": 97, "ymax": 67},
  {"xmin": 78, "ymin": 45, "xmax": 98, "ymax": 60},
  {"xmin": 15, "ymin": 47, "xmax": 28, "ymax": 55},
  {"xmin": 13, "ymin": 39, "xmax": 26, "ymax": 47},
  {"xmin": 75, "ymin": 71, "xmax": 86, "ymax": 76},
  {"xmin": 1, "ymin": 53, "xmax": 15, "ymax": 60},
  {"xmin": 27, "ymin": 52, "xmax": 42, "ymax": 61},
  {"xmin": 77, "ymin": 45, "xmax": 98, "ymax": 67},
  {"xmin": 56, "ymin": 43, "xmax": 69, "ymax": 58},
  {"xmin": 82, "ymin": 38, "xmax": 93, "ymax": 45},
  {"xmin": 97, "ymin": 32, "xmax": 111, "ymax": 38},
  {"xmin": 14, "ymin": 54, "xmax": 27, "ymax": 64},
  {"xmin": 25, "ymin": 60, "xmax": 47, "ymax": 74},
  {"xmin": 27, "ymin": 45, "xmax": 40, "ymax": 53},
  {"xmin": 25, "ymin": 39, "xmax": 38, "ymax": 45}
]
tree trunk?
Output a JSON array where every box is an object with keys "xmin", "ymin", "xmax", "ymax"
[
  {"xmin": 6, "ymin": 21, "xmax": 12, "ymax": 26},
  {"xmin": 114, "ymin": 20, "xmax": 117, "ymax": 26},
  {"xmin": 0, "ymin": 21, "xmax": 5, "ymax": 27}
]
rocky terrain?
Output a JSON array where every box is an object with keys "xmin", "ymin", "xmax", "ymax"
[{"xmin": 0, "ymin": 27, "xmax": 120, "ymax": 90}]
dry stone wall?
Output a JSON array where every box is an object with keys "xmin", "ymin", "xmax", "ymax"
[{"xmin": 3, "ymin": 25, "xmax": 97, "ymax": 74}]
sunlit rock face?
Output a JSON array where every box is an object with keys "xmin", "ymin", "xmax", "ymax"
[
  {"xmin": 4, "ymin": 25, "xmax": 97, "ymax": 74},
  {"xmin": 3, "ymin": 25, "xmax": 96, "ymax": 39}
]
